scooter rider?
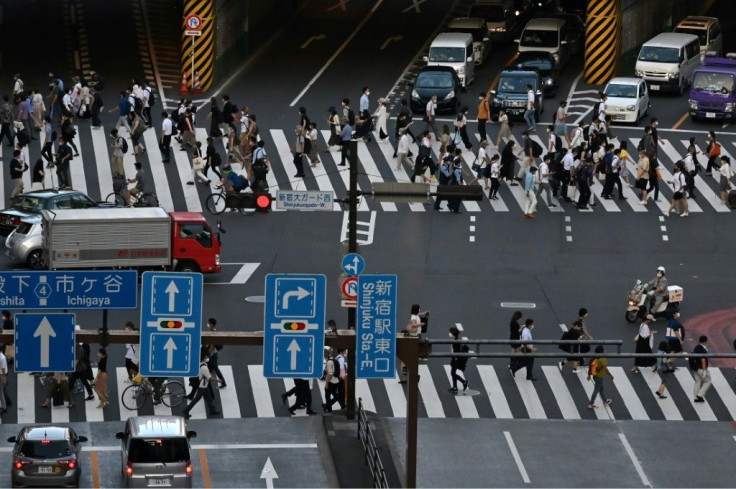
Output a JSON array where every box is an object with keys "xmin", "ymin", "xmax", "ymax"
[{"xmin": 647, "ymin": 266, "xmax": 668, "ymax": 313}]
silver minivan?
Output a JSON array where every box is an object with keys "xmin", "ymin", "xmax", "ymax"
[
  {"xmin": 516, "ymin": 18, "xmax": 571, "ymax": 68},
  {"xmin": 424, "ymin": 32, "xmax": 475, "ymax": 88},
  {"xmin": 116, "ymin": 416, "xmax": 197, "ymax": 488},
  {"xmin": 635, "ymin": 32, "xmax": 701, "ymax": 94}
]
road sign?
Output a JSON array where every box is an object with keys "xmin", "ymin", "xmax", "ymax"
[
  {"xmin": 185, "ymin": 14, "xmax": 202, "ymax": 30},
  {"xmin": 263, "ymin": 274, "xmax": 326, "ymax": 377},
  {"xmin": 185, "ymin": 30, "xmax": 202, "ymax": 36},
  {"xmin": 341, "ymin": 299, "xmax": 356, "ymax": 308},
  {"xmin": 0, "ymin": 270, "xmax": 138, "ymax": 310},
  {"xmin": 341, "ymin": 276, "xmax": 358, "ymax": 300},
  {"xmin": 139, "ymin": 272, "xmax": 203, "ymax": 377},
  {"xmin": 275, "ymin": 190, "xmax": 334, "ymax": 210},
  {"xmin": 341, "ymin": 253, "xmax": 365, "ymax": 276},
  {"xmin": 14, "ymin": 313, "xmax": 76, "ymax": 373},
  {"xmin": 356, "ymin": 274, "xmax": 397, "ymax": 378}
]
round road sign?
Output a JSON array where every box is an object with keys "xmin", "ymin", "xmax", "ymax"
[
  {"xmin": 185, "ymin": 14, "xmax": 202, "ymax": 31},
  {"xmin": 341, "ymin": 277, "xmax": 358, "ymax": 300}
]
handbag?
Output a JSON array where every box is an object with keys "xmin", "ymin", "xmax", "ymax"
[
  {"xmin": 192, "ymin": 156, "xmax": 204, "ymax": 171},
  {"xmin": 598, "ymin": 172, "xmax": 606, "ymax": 181},
  {"xmin": 472, "ymin": 162, "xmax": 481, "ymax": 173},
  {"xmin": 566, "ymin": 184, "xmax": 576, "ymax": 199},
  {"xmin": 633, "ymin": 334, "xmax": 640, "ymax": 343},
  {"xmin": 659, "ymin": 360, "xmax": 675, "ymax": 374},
  {"xmin": 656, "ymin": 169, "xmax": 663, "ymax": 180}
]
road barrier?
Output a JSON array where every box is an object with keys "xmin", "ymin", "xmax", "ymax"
[
  {"xmin": 357, "ymin": 398, "xmax": 389, "ymax": 489},
  {"xmin": 584, "ymin": 0, "xmax": 622, "ymax": 85}
]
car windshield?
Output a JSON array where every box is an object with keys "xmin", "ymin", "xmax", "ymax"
[
  {"xmin": 448, "ymin": 26, "xmax": 485, "ymax": 42},
  {"xmin": 469, "ymin": 5, "xmax": 505, "ymax": 22},
  {"xmin": 521, "ymin": 29, "xmax": 558, "ymax": 48},
  {"xmin": 127, "ymin": 438, "xmax": 189, "ymax": 463},
  {"xmin": 428, "ymin": 47, "xmax": 466, "ymax": 63},
  {"xmin": 674, "ymin": 27, "xmax": 707, "ymax": 45},
  {"xmin": 515, "ymin": 56, "xmax": 552, "ymax": 71},
  {"xmin": 604, "ymin": 84, "xmax": 637, "ymax": 98},
  {"xmin": 638, "ymin": 46, "xmax": 679, "ymax": 63},
  {"xmin": 693, "ymin": 71, "xmax": 735, "ymax": 92},
  {"xmin": 10, "ymin": 196, "xmax": 45, "ymax": 212},
  {"xmin": 416, "ymin": 72, "xmax": 454, "ymax": 89},
  {"xmin": 14, "ymin": 222, "xmax": 35, "ymax": 235},
  {"xmin": 20, "ymin": 440, "xmax": 71, "ymax": 459},
  {"xmin": 498, "ymin": 76, "xmax": 536, "ymax": 93}
]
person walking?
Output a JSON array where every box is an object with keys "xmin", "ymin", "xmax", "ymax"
[
  {"xmin": 631, "ymin": 314, "xmax": 656, "ymax": 374},
  {"xmin": 477, "ymin": 93, "xmax": 490, "ymax": 143},
  {"xmin": 448, "ymin": 326, "xmax": 469, "ymax": 392},
  {"xmin": 523, "ymin": 84, "xmax": 536, "ymax": 131},
  {"xmin": 666, "ymin": 161, "xmax": 689, "ymax": 217},
  {"xmin": 203, "ymin": 137, "xmax": 223, "ymax": 180},
  {"xmin": 40, "ymin": 372, "xmax": 74, "ymax": 408},
  {"xmin": 307, "ymin": 122, "xmax": 320, "ymax": 166},
  {"xmin": 635, "ymin": 147, "xmax": 650, "ymax": 204},
  {"xmin": 500, "ymin": 139, "xmax": 518, "ymax": 186},
  {"xmin": 373, "ymin": 98, "xmax": 389, "ymax": 141},
  {"xmin": 130, "ymin": 112, "xmax": 147, "ymax": 156},
  {"xmin": 0, "ymin": 349, "xmax": 7, "ymax": 416},
  {"xmin": 395, "ymin": 128, "xmax": 412, "ymax": 171},
  {"xmin": 282, "ymin": 379, "xmax": 315, "ymax": 415},
  {"xmin": 0, "ymin": 95, "xmax": 14, "ymax": 147},
  {"xmin": 691, "ymin": 335, "xmax": 711, "ymax": 403},
  {"xmin": 524, "ymin": 166, "xmax": 538, "ymax": 218},
  {"xmin": 705, "ymin": 130, "xmax": 720, "ymax": 175},
  {"xmin": 207, "ymin": 97, "xmax": 223, "ymax": 137},
  {"xmin": 160, "ymin": 111, "xmax": 173, "ymax": 163},
  {"xmin": 488, "ymin": 154, "xmax": 501, "ymax": 199},
  {"xmin": 511, "ymin": 318, "xmax": 537, "ymax": 380},
  {"xmin": 424, "ymin": 95, "xmax": 438, "ymax": 137},
  {"xmin": 182, "ymin": 350, "xmax": 221, "ymax": 419},
  {"xmin": 455, "ymin": 106, "xmax": 473, "ymax": 150},
  {"xmin": 587, "ymin": 345, "xmax": 613, "ymax": 409},
  {"xmin": 537, "ymin": 154, "xmax": 556, "ymax": 208},
  {"xmin": 576, "ymin": 157, "xmax": 593, "ymax": 210},
  {"xmin": 93, "ymin": 348, "xmax": 109, "ymax": 408},
  {"xmin": 339, "ymin": 116, "xmax": 353, "ymax": 166},
  {"xmin": 293, "ymin": 126, "xmax": 306, "ymax": 178},
  {"xmin": 654, "ymin": 341, "xmax": 673, "ymax": 399},
  {"xmin": 206, "ymin": 318, "xmax": 226, "ymax": 388},
  {"xmin": 559, "ymin": 320, "xmax": 584, "ymax": 372},
  {"xmin": 109, "ymin": 91, "xmax": 132, "ymax": 134},
  {"xmin": 718, "ymin": 155, "xmax": 733, "ymax": 206},
  {"xmin": 124, "ymin": 322, "xmax": 139, "ymax": 380},
  {"xmin": 322, "ymin": 350, "xmax": 346, "ymax": 412},
  {"xmin": 60, "ymin": 114, "xmax": 79, "ymax": 156},
  {"xmin": 9, "ymin": 150, "xmax": 28, "ymax": 199}
]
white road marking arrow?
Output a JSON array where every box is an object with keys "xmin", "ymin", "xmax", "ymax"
[
  {"xmin": 380, "ymin": 35, "xmax": 403, "ymax": 50},
  {"xmin": 281, "ymin": 286, "xmax": 310, "ymax": 309},
  {"xmin": 301, "ymin": 33, "xmax": 326, "ymax": 49},
  {"xmin": 33, "ymin": 317, "xmax": 56, "ymax": 368},
  {"xmin": 165, "ymin": 281, "xmax": 180, "ymax": 312},
  {"xmin": 164, "ymin": 337, "xmax": 177, "ymax": 369},
  {"xmin": 260, "ymin": 456, "xmax": 278, "ymax": 489},
  {"xmin": 287, "ymin": 339, "xmax": 301, "ymax": 371}
]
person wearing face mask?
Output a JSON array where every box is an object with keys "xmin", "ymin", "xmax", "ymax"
[
  {"xmin": 647, "ymin": 266, "xmax": 668, "ymax": 314},
  {"xmin": 448, "ymin": 327, "xmax": 469, "ymax": 392},
  {"xmin": 182, "ymin": 350, "xmax": 221, "ymax": 419}
]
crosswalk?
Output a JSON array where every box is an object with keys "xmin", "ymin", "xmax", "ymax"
[
  {"xmin": 1, "ymin": 362, "xmax": 735, "ymax": 424},
  {"xmin": 2, "ymin": 122, "xmax": 734, "ymax": 216}
]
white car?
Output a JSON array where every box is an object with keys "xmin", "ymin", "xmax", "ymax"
[{"xmin": 602, "ymin": 77, "xmax": 651, "ymax": 123}]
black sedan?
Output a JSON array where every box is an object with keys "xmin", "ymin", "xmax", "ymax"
[
  {"xmin": 409, "ymin": 66, "xmax": 463, "ymax": 115},
  {"xmin": 507, "ymin": 51, "xmax": 560, "ymax": 96},
  {"xmin": 8, "ymin": 426, "xmax": 88, "ymax": 487}
]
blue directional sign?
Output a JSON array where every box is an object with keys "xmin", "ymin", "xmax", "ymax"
[
  {"xmin": 14, "ymin": 313, "xmax": 76, "ymax": 373},
  {"xmin": 0, "ymin": 271, "xmax": 137, "ymax": 310},
  {"xmin": 341, "ymin": 253, "xmax": 365, "ymax": 276},
  {"xmin": 356, "ymin": 274, "xmax": 397, "ymax": 379},
  {"xmin": 139, "ymin": 272, "xmax": 202, "ymax": 377},
  {"xmin": 263, "ymin": 274, "xmax": 326, "ymax": 378}
]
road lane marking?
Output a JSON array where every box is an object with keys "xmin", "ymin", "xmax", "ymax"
[
  {"xmin": 199, "ymin": 449, "xmax": 211, "ymax": 489},
  {"xmin": 503, "ymin": 431, "xmax": 531, "ymax": 484},
  {"xmin": 248, "ymin": 365, "xmax": 275, "ymax": 417},
  {"xmin": 618, "ymin": 433, "xmax": 651, "ymax": 487},
  {"xmin": 672, "ymin": 112, "xmax": 689, "ymax": 130},
  {"xmin": 91, "ymin": 450, "xmax": 100, "ymax": 489},
  {"xmin": 290, "ymin": 0, "xmax": 385, "ymax": 106},
  {"xmin": 0, "ymin": 443, "xmax": 322, "ymax": 453}
]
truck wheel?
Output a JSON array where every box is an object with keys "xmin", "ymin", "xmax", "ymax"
[
  {"xmin": 26, "ymin": 250, "xmax": 45, "ymax": 270},
  {"xmin": 625, "ymin": 310, "xmax": 638, "ymax": 323},
  {"xmin": 175, "ymin": 262, "xmax": 199, "ymax": 273}
]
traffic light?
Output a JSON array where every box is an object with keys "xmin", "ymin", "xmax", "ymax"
[
  {"xmin": 255, "ymin": 193, "xmax": 272, "ymax": 211},
  {"xmin": 160, "ymin": 320, "xmax": 183, "ymax": 329},
  {"xmin": 283, "ymin": 321, "xmax": 306, "ymax": 331},
  {"xmin": 224, "ymin": 193, "xmax": 272, "ymax": 212}
]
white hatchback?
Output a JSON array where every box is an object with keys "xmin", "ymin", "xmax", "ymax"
[{"xmin": 602, "ymin": 77, "xmax": 651, "ymax": 124}]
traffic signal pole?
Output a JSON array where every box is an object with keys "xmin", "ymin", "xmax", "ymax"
[{"xmin": 346, "ymin": 139, "xmax": 358, "ymax": 421}]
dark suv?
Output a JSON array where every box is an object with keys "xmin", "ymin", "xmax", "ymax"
[
  {"xmin": 490, "ymin": 68, "xmax": 544, "ymax": 120},
  {"xmin": 8, "ymin": 426, "xmax": 88, "ymax": 488},
  {"xmin": 0, "ymin": 190, "xmax": 104, "ymax": 237}
]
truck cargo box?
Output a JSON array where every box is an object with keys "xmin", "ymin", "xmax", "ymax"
[{"xmin": 42, "ymin": 207, "xmax": 171, "ymax": 269}]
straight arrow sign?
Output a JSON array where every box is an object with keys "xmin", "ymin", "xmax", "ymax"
[
  {"xmin": 33, "ymin": 317, "xmax": 56, "ymax": 368},
  {"xmin": 165, "ymin": 281, "xmax": 179, "ymax": 312},
  {"xmin": 261, "ymin": 457, "xmax": 278, "ymax": 489},
  {"xmin": 164, "ymin": 337, "xmax": 177, "ymax": 369},
  {"xmin": 287, "ymin": 339, "xmax": 301, "ymax": 371}
]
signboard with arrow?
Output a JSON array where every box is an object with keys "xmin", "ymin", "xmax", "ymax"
[{"xmin": 14, "ymin": 313, "xmax": 76, "ymax": 373}]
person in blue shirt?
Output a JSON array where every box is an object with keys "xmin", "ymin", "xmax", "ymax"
[
  {"xmin": 108, "ymin": 91, "xmax": 132, "ymax": 134},
  {"xmin": 524, "ymin": 166, "xmax": 538, "ymax": 218},
  {"xmin": 220, "ymin": 165, "xmax": 248, "ymax": 193},
  {"xmin": 434, "ymin": 156, "xmax": 453, "ymax": 211}
]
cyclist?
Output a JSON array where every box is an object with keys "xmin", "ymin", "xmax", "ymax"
[
  {"xmin": 220, "ymin": 164, "xmax": 249, "ymax": 193},
  {"xmin": 127, "ymin": 162, "xmax": 145, "ymax": 205}
]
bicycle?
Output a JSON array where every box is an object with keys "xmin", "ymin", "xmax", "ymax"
[
  {"xmin": 205, "ymin": 185, "xmax": 248, "ymax": 215},
  {"xmin": 121, "ymin": 376, "xmax": 186, "ymax": 410},
  {"xmin": 106, "ymin": 177, "xmax": 159, "ymax": 207}
]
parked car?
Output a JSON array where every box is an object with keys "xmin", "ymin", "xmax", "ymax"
[
  {"xmin": 447, "ymin": 17, "xmax": 492, "ymax": 66},
  {"xmin": 5, "ymin": 215, "xmax": 44, "ymax": 269},
  {"xmin": 509, "ymin": 51, "xmax": 560, "ymax": 96},
  {"xmin": 8, "ymin": 425, "xmax": 88, "ymax": 488},
  {"xmin": 603, "ymin": 77, "xmax": 651, "ymax": 123},
  {"xmin": 0, "ymin": 189, "xmax": 107, "ymax": 237},
  {"xmin": 468, "ymin": 0, "xmax": 523, "ymax": 42},
  {"xmin": 409, "ymin": 66, "xmax": 463, "ymax": 114},
  {"xmin": 674, "ymin": 16, "xmax": 723, "ymax": 59},
  {"xmin": 490, "ymin": 67, "xmax": 544, "ymax": 121}
]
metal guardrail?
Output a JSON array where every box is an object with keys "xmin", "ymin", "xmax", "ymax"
[{"xmin": 357, "ymin": 398, "xmax": 389, "ymax": 489}]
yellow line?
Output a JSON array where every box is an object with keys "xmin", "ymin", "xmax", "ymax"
[
  {"xmin": 488, "ymin": 53, "xmax": 520, "ymax": 95},
  {"xmin": 199, "ymin": 449, "xmax": 211, "ymax": 489},
  {"xmin": 91, "ymin": 450, "xmax": 100, "ymax": 489},
  {"xmin": 672, "ymin": 112, "xmax": 689, "ymax": 130}
]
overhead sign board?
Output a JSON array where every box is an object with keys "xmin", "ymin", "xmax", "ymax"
[
  {"xmin": 275, "ymin": 190, "xmax": 334, "ymax": 210},
  {"xmin": 263, "ymin": 274, "xmax": 326, "ymax": 378},
  {"xmin": 14, "ymin": 313, "xmax": 76, "ymax": 373},
  {"xmin": 0, "ymin": 270, "xmax": 138, "ymax": 309},
  {"xmin": 356, "ymin": 274, "xmax": 397, "ymax": 379},
  {"xmin": 139, "ymin": 272, "xmax": 203, "ymax": 377}
]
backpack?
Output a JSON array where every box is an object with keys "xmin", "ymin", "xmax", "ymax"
[
  {"xmin": 554, "ymin": 135, "xmax": 562, "ymax": 153},
  {"xmin": 454, "ymin": 344, "xmax": 470, "ymax": 369},
  {"xmin": 146, "ymin": 87, "xmax": 156, "ymax": 107},
  {"xmin": 133, "ymin": 96, "xmax": 143, "ymax": 114},
  {"xmin": 119, "ymin": 137, "xmax": 129, "ymax": 154},
  {"xmin": 347, "ymin": 108, "xmax": 355, "ymax": 126},
  {"xmin": 637, "ymin": 138, "xmax": 645, "ymax": 151},
  {"xmin": 304, "ymin": 137, "xmax": 312, "ymax": 155},
  {"xmin": 236, "ymin": 174, "xmax": 249, "ymax": 190},
  {"xmin": 592, "ymin": 101, "xmax": 601, "ymax": 119},
  {"xmin": 333, "ymin": 355, "xmax": 346, "ymax": 379},
  {"xmin": 689, "ymin": 346, "xmax": 705, "ymax": 370},
  {"xmin": 50, "ymin": 130, "xmax": 58, "ymax": 142},
  {"xmin": 588, "ymin": 358, "xmax": 600, "ymax": 376},
  {"xmin": 530, "ymin": 139, "xmax": 543, "ymax": 157}
]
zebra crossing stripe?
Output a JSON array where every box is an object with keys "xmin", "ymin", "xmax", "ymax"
[
  {"xmin": 356, "ymin": 141, "xmax": 397, "ymax": 212},
  {"xmin": 16, "ymin": 370, "xmax": 35, "ymax": 425},
  {"xmin": 673, "ymin": 368, "xmax": 717, "ymax": 421},
  {"xmin": 355, "ymin": 379, "xmax": 377, "ymax": 414},
  {"xmin": 70, "ymin": 126, "xmax": 88, "ymax": 195},
  {"xmin": 541, "ymin": 366, "xmax": 580, "ymax": 420},
  {"xmin": 144, "ymin": 127, "xmax": 176, "ymax": 212},
  {"xmin": 90, "ymin": 128, "xmax": 115, "ymax": 199},
  {"xmin": 576, "ymin": 370, "xmax": 614, "ymax": 419},
  {"xmin": 217, "ymin": 366, "xmax": 241, "ymax": 418},
  {"xmin": 417, "ymin": 364, "xmax": 445, "ymax": 418},
  {"xmin": 85, "ymin": 367, "xmax": 105, "ymax": 423},
  {"xmin": 116, "ymin": 367, "xmax": 131, "ymax": 418},
  {"xmin": 270, "ymin": 129, "xmax": 306, "ymax": 191},
  {"xmin": 609, "ymin": 367, "xmax": 648, "ymax": 420},
  {"xmin": 443, "ymin": 365, "xmax": 479, "ymax": 418},
  {"xmin": 514, "ymin": 372, "xmax": 546, "ymax": 419},
  {"xmin": 172, "ymin": 132, "xmax": 204, "ymax": 212},
  {"xmin": 640, "ymin": 367, "xmax": 683, "ymax": 420},
  {"xmin": 476, "ymin": 365, "xmax": 513, "ymax": 419},
  {"xmin": 248, "ymin": 364, "xmax": 275, "ymax": 418},
  {"xmin": 381, "ymin": 138, "xmax": 425, "ymax": 212},
  {"xmin": 383, "ymin": 375, "xmax": 407, "ymax": 418},
  {"xmin": 709, "ymin": 368, "xmax": 736, "ymax": 419},
  {"xmin": 320, "ymin": 130, "xmax": 370, "ymax": 211}
]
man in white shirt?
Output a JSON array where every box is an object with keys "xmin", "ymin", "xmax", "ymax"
[
  {"xmin": 182, "ymin": 350, "xmax": 221, "ymax": 419},
  {"xmin": 0, "ymin": 350, "xmax": 8, "ymax": 414},
  {"xmin": 682, "ymin": 146, "xmax": 697, "ymax": 198},
  {"xmin": 562, "ymin": 146, "xmax": 576, "ymax": 202},
  {"xmin": 142, "ymin": 81, "xmax": 153, "ymax": 127},
  {"xmin": 537, "ymin": 154, "xmax": 556, "ymax": 207},
  {"xmin": 160, "ymin": 111, "xmax": 173, "ymax": 163},
  {"xmin": 511, "ymin": 318, "xmax": 538, "ymax": 380},
  {"xmin": 597, "ymin": 93, "xmax": 608, "ymax": 125},
  {"xmin": 12, "ymin": 73, "xmax": 24, "ymax": 96},
  {"xmin": 524, "ymin": 84, "xmax": 536, "ymax": 131},
  {"xmin": 425, "ymin": 95, "xmax": 438, "ymax": 137},
  {"xmin": 395, "ymin": 128, "xmax": 412, "ymax": 171}
]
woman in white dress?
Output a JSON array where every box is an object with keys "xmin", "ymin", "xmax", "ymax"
[{"xmin": 373, "ymin": 98, "xmax": 388, "ymax": 141}]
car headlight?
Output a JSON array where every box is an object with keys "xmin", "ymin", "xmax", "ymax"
[
  {"xmin": 457, "ymin": 66, "xmax": 465, "ymax": 76},
  {"xmin": 493, "ymin": 97, "xmax": 501, "ymax": 104},
  {"xmin": 626, "ymin": 105, "xmax": 636, "ymax": 111},
  {"xmin": 495, "ymin": 27, "xmax": 506, "ymax": 32},
  {"xmin": 444, "ymin": 90, "xmax": 455, "ymax": 100},
  {"xmin": 411, "ymin": 89, "xmax": 419, "ymax": 99},
  {"xmin": 688, "ymin": 99, "xmax": 697, "ymax": 110},
  {"xmin": 726, "ymin": 103, "xmax": 735, "ymax": 112},
  {"xmin": 545, "ymin": 78, "xmax": 553, "ymax": 86},
  {"xmin": 634, "ymin": 69, "xmax": 643, "ymax": 76},
  {"xmin": 552, "ymin": 53, "xmax": 560, "ymax": 63},
  {"xmin": 666, "ymin": 71, "xmax": 679, "ymax": 79}
]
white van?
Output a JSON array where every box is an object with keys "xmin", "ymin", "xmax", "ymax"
[
  {"xmin": 424, "ymin": 32, "xmax": 475, "ymax": 88},
  {"xmin": 516, "ymin": 18, "xmax": 570, "ymax": 68},
  {"xmin": 634, "ymin": 32, "xmax": 701, "ymax": 94},
  {"xmin": 447, "ymin": 17, "xmax": 491, "ymax": 66},
  {"xmin": 674, "ymin": 16, "xmax": 723, "ymax": 59}
]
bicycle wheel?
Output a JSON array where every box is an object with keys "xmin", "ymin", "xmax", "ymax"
[
  {"xmin": 161, "ymin": 380, "xmax": 186, "ymax": 408},
  {"xmin": 139, "ymin": 193, "xmax": 159, "ymax": 207},
  {"xmin": 121, "ymin": 384, "xmax": 147, "ymax": 410},
  {"xmin": 205, "ymin": 193, "xmax": 226, "ymax": 215},
  {"xmin": 105, "ymin": 192, "xmax": 126, "ymax": 206}
]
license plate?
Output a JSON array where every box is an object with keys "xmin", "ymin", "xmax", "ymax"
[
  {"xmin": 650, "ymin": 85, "xmax": 660, "ymax": 90},
  {"xmin": 38, "ymin": 466, "xmax": 53, "ymax": 474},
  {"xmin": 705, "ymin": 112, "xmax": 716, "ymax": 119},
  {"xmin": 150, "ymin": 478, "xmax": 170, "ymax": 486}
]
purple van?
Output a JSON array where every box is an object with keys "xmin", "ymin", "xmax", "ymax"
[{"xmin": 688, "ymin": 54, "xmax": 736, "ymax": 121}]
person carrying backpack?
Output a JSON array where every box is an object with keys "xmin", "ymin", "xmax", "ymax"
[
  {"xmin": 690, "ymin": 335, "xmax": 711, "ymax": 403},
  {"xmin": 586, "ymin": 345, "xmax": 613, "ymax": 409},
  {"xmin": 448, "ymin": 327, "xmax": 469, "ymax": 392},
  {"xmin": 322, "ymin": 348, "xmax": 347, "ymax": 412}
]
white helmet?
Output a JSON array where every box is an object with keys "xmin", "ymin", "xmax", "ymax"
[{"xmin": 657, "ymin": 266, "xmax": 665, "ymax": 274}]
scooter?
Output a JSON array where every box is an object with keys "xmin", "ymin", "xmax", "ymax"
[{"xmin": 625, "ymin": 279, "xmax": 683, "ymax": 323}]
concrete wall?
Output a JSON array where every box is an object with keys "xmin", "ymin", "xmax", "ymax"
[{"xmin": 620, "ymin": 0, "xmax": 698, "ymax": 54}]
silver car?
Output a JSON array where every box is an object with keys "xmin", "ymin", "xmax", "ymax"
[{"xmin": 5, "ymin": 215, "xmax": 44, "ymax": 270}]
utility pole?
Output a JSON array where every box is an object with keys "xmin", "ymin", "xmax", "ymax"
[{"xmin": 346, "ymin": 139, "xmax": 358, "ymax": 420}]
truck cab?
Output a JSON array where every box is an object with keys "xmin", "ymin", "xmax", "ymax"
[
  {"xmin": 170, "ymin": 212, "xmax": 221, "ymax": 273},
  {"xmin": 490, "ymin": 68, "xmax": 543, "ymax": 121},
  {"xmin": 688, "ymin": 53, "xmax": 736, "ymax": 122}
]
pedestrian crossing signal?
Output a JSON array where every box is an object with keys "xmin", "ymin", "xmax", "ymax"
[
  {"xmin": 160, "ymin": 320, "xmax": 183, "ymax": 329},
  {"xmin": 255, "ymin": 194, "xmax": 272, "ymax": 211},
  {"xmin": 283, "ymin": 321, "xmax": 306, "ymax": 331}
]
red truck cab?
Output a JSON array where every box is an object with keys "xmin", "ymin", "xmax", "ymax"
[{"xmin": 170, "ymin": 212, "xmax": 221, "ymax": 273}]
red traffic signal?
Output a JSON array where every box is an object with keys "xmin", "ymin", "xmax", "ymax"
[
  {"xmin": 283, "ymin": 321, "xmax": 306, "ymax": 331},
  {"xmin": 160, "ymin": 320, "xmax": 183, "ymax": 329},
  {"xmin": 255, "ymin": 193, "xmax": 272, "ymax": 211}
]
